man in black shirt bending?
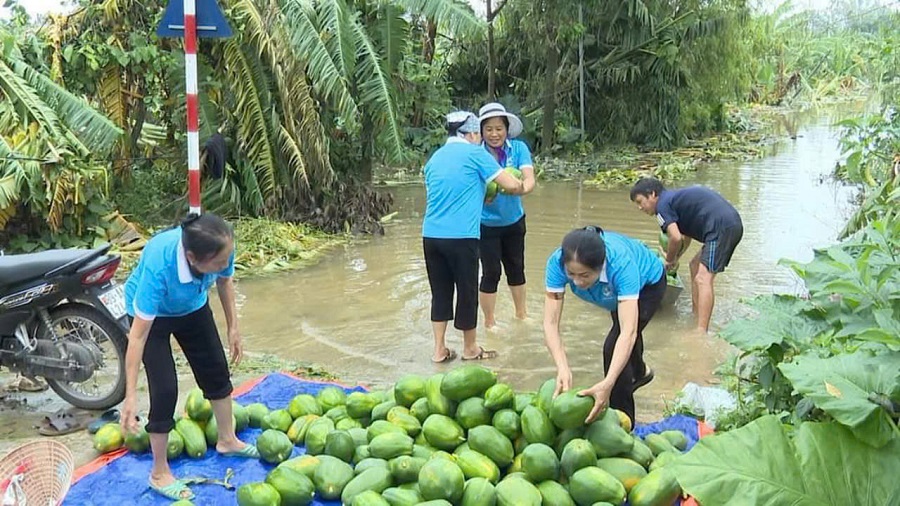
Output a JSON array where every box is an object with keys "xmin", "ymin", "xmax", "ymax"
[{"xmin": 630, "ymin": 177, "xmax": 743, "ymax": 333}]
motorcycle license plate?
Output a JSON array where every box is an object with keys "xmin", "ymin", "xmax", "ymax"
[{"xmin": 99, "ymin": 284, "xmax": 126, "ymax": 320}]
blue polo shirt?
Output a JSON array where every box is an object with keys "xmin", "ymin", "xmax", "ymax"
[
  {"xmin": 423, "ymin": 137, "xmax": 503, "ymax": 239},
  {"xmin": 482, "ymin": 139, "xmax": 534, "ymax": 227},
  {"xmin": 656, "ymin": 186, "xmax": 742, "ymax": 242},
  {"xmin": 545, "ymin": 230, "xmax": 664, "ymax": 312},
  {"xmin": 125, "ymin": 227, "xmax": 235, "ymax": 320}
]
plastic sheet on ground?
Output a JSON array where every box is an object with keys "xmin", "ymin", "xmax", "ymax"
[{"xmin": 67, "ymin": 372, "xmax": 708, "ymax": 505}]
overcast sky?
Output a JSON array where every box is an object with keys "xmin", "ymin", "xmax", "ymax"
[{"xmin": 3, "ymin": 0, "xmax": 897, "ymax": 23}]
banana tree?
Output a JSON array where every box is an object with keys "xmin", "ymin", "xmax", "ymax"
[
  {"xmin": 0, "ymin": 26, "xmax": 122, "ymax": 236},
  {"xmin": 280, "ymin": 0, "xmax": 483, "ymax": 181}
]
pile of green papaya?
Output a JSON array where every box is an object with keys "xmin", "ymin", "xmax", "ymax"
[
  {"xmin": 94, "ymin": 365, "xmax": 690, "ymax": 506},
  {"xmin": 91, "ymin": 387, "xmax": 250, "ymax": 460}
]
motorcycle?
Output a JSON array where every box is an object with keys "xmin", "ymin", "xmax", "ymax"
[{"xmin": 0, "ymin": 244, "xmax": 129, "ymax": 410}]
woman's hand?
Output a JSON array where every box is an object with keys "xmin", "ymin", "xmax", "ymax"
[
  {"xmin": 555, "ymin": 366, "xmax": 573, "ymax": 397},
  {"xmin": 543, "ymin": 291, "xmax": 569, "ymax": 397},
  {"xmin": 228, "ymin": 327, "xmax": 243, "ymax": 367},
  {"xmin": 579, "ymin": 380, "xmax": 614, "ymax": 424},
  {"xmin": 120, "ymin": 395, "xmax": 140, "ymax": 435}
]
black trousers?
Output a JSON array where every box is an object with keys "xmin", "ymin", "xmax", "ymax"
[
  {"xmin": 139, "ymin": 303, "xmax": 233, "ymax": 433},
  {"xmin": 423, "ymin": 238, "xmax": 480, "ymax": 331},
  {"xmin": 479, "ymin": 216, "xmax": 527, "ymax": 293},
  {"xmin": 603, "ymin": 273, "xmax": 667, "ymax": 425}
]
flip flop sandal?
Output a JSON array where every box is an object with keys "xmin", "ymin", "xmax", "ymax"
[
  {"xmin": 221, "ymin": 444, "xmax": 260, "ymax": 459},
  {"xmin": 431, "ymin": 349, "xmax": 458, "ymax": 364},
  {"xmin": 183, "ymin": 469, "xmax": 236, "ymax": 490},
  {"xmin": 6, "ymin": 376, "xmax": 48, "ymax": 393},
  {"xmin": 462, "ymin": 347, "xmax": 499, "ymax": 361},
  {"xmin": 88, "ymin": 409, "xmax": 121, "ymax": 434},
  {"xmin": 633, "ymin": 368, "xmax": 655, "ymax": 391},
  {"xmin": 149, "ymin": 479, "xmax": 195, "ymax": 501},
  {"xmin": 38, "ymin": 411, "xmax": 91, "ymax": 436}
]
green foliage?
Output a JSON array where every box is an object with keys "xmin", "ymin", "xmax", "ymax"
[
  {"xmin": 0, "ymin": 22, "xmax": 122, "ymax": 241},
  {"xmin": 232, "ymin": 218, "xmax": 344, "ymax": 274},
  {"xmin": 711, "ymin": 107, "xmax": 900, "ymax": 441},
  {"xmin": 715, "ymin": 217, "xmax": 900, "ymax": 434},
  {"xmin": 445, "ymin": 0, "xmax": 900, "ymax": 154},
  {"xmin": 780, "ymin": 352, "xmax": 900, "ymax": 448},
  {"xmin": 2, "ymin": 0, "xmax": 482, "ymax": 242},
  {"xmin": 833, "ymin": 109, "xmax": 900, "ymax": 236},
  {"xmin": 679, "ymin": 107, "xmax": 900, "ymax": 503},
  {"xmin": 744, "ymin": 2, "xmax": 900, "ymax": 106},
  {"xmin": 586, "ymin": 157, "xmax": 696, "ymax": 188},
  {"xmin": 393, "ymin": 52, "xmax": 452, "ymax": 165},
  {"xmin": 448, "ymin": 0, "xmax": 755, "ymax": 149},
  {"xmin": 671, "ymin": 416, "xmax": 900, "ymax": 506}
]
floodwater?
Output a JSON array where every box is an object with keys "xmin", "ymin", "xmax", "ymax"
[{"xmin": 232, "ymin": 108, "xmax": 857, "ymax": 422}]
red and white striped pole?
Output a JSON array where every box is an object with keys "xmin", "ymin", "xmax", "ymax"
[{"xmin": 183, "ymin": 0, "xmax": 202, "ymax": 215}]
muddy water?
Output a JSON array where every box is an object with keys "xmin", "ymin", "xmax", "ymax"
[{"xmin": 234, "ymin": 110, "xmax": 856, "ymax": 422}]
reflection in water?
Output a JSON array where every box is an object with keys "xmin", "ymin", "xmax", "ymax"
[{"xmin": 230, "ymin": 112, "xmax": 856, "ymax": 422}]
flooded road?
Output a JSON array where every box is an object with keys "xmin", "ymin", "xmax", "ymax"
[{"xmin": 233, "ymin": 109, "xmax": 857, "ymax": 422}]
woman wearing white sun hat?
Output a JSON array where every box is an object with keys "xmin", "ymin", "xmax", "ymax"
[
  {"xmin": 422, "ymin": 111, "xmax": 524, "ymax": 363},
  {"xmin": 477, "ymin": 102, "xmax": 537, "ymax": 330}
]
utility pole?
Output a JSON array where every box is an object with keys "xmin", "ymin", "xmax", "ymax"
[
  {"xmin": 578, "ymin": 2, "xmax": 585, "ymax": 140},
  {"xmin": 158, "ymin": 0, "xmax": 232, "ymax": 214}
]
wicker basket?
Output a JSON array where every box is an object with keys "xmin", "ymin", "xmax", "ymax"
[{"xmin": 0, "ymin": 439, "xmax": 74, "ymax": 506}]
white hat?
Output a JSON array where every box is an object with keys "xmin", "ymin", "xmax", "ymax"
[
  {"xmin": 478, "ymin": 102, "xmax": 523, "ymax": 139},
  {"xmin": 446, "ymin": 111, "xmax": 480, "ymax": 133}
]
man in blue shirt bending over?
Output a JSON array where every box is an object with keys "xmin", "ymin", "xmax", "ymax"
[{"xmin": 630, "ymin": 177, "xmax": 743, "ymax": 333}]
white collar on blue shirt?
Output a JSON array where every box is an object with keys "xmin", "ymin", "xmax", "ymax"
[
  {"xmin": 176, "ymin": 239, "xmax": 194, "ymax": 284},
  {"xmin": 445, "ymin": 136, "xmax": 468, "ymax": 145},
  {"xmin": 573, "ymin": 262, "xmax": 609, "ymax": 287},
  {"xmin": 482, "ymin": 139, "xmax": 512, "ymax": 149}
]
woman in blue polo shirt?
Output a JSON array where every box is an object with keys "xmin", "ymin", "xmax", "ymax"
[
  {"xmin": 423, "ymin": 111, "xmax": 523, "ymax": 363},
  {"xmin": 477, "ymin": 103, "xmax": 536, "ymax": 329},
  {"xmin": 542, "ymin": 226, "xmax": 666, "ymax": 425},
  {"xmin": 120, "ymin": 213, "xmax": 255, "ymax": 501}
]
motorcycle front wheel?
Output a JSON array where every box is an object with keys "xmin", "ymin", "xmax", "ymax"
[{"xmin": 41, "ymin": 305, "xmax": 127, "ymax": 410}]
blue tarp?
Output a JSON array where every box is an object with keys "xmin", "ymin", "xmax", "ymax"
[
  {"xmin": 66, "ymin": 373, "xmax": 701, "ymax": 505},
  {"xmin": 634, "ymin": 413, "xmax": 702, "ymax": 450}
]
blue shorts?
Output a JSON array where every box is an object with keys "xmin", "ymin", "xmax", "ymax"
[{"xmin": 700, "ymin": 224, "xmax": 743, "ymax": 273}]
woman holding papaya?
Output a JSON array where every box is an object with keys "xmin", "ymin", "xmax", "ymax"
[
  {"xmin": 423, "ymin": 111, "xmax": 524, "ymax": 363},
  {"xmin": 542, "ymin": 226, "xmax": 665, "ymax": 425},
  {"xmin": 477, "ymin": 103, "xmax": 537, "ymax": 330},
  {"xmin": 120, "ymin": 213, "xmax": 257, "ymax": 501}
]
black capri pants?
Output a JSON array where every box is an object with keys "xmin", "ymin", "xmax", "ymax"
[
  {"xmin": 479, "ymin": 216, "xmax": 526, "ymax": 293},
  {"xmin": 139, "ymin": 303, "xmax": 233, "ymax": 433},
  {"xmin": 423, "ymin": 238, "xmax": 480, "ymax": 331},
  {"xmin": 603, "ymin": 273, "xmax": 667, "ymax": 425}
]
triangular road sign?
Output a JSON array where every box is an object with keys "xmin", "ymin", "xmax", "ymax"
[{"xmin": 157, "ymin": 0, "xmax": 233, "ymax": 38}]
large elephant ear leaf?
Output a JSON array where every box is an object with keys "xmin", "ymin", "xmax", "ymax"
[
  {"xmin": 779, "ymin": 351, "xmax": 900, "ymax": 448},
  {"xmin": 670, "ymin": 415, "xmax": 900, "ymax": 506}
]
